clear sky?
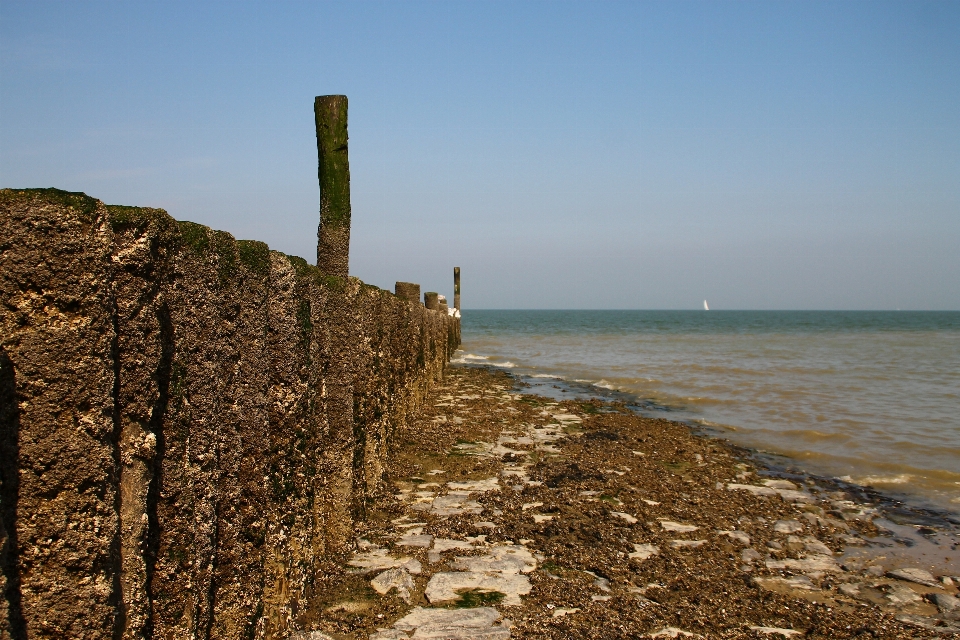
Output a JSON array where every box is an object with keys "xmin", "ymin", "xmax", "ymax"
[{"xmin": 2, "ymin": 1, "xmax": 958, "ymax": 309}]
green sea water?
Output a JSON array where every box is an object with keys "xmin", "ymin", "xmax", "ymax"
[{"xmin": 457, "ymin": 310, "xmax": 960, "ymax": 513}]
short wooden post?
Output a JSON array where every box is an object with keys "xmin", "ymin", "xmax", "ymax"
[
  {"xmin": 395, "ymin": 282, "xmax": 420, "ymax": 304},
  {"xmin": 315, "ymin": 95, "xmax": 351, "ymax": 276},
  {"xmin": 424, "ymin": 292, "xmax": 439, "ymax": 310},
  {"xmin": 453, "ymin": 267, "xmax": 461, "ymax": 311}
]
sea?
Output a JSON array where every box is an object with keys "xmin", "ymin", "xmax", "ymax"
[{"xmin": 455, "ymin": 310, "xmax": 960, "ymax": 515}]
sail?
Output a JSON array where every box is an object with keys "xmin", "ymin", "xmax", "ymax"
[{"xmin": 704, "ymin": 300, "xmax": 709, "ymax": 311}]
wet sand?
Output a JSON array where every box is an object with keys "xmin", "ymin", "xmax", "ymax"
[{"xmin": 304, "ymin": 365, "xmax": 960, "ymax": 639}]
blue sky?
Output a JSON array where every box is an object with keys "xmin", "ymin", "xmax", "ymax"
[{"xmin": 2, "ymin": 0, "xmax": 958, "ymax": 309}]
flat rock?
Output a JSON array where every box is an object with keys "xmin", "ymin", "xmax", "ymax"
[
  {"xmin": 670, "ymin": 539, "xmax": 707, "ymax": 549},
  {"xmin": 424, "ymin": 571, "xmax": 532, "ymax": 606},
  {"xmin": 719, "ymin": 530, "xmax": 750, "ymax": 545},
  {"xmin": 727, "ymin": 483, "xmax": 778, "ymax": 497},
  {"xmin": 447, "ymin": 477, "xmax": 500, "ymax": 492},
  {"xmin": 754, "ymin": 575, "xmax": 819, "ymax": 592},
  {"xmin": 397, "ymin": 534, "xmax": 433, "ymax": 548},
  {"xmin": 660, "ymin": 520, "xmax": 699, "ymax": 533},
  {"xmin": 775, "ymin": 489, "xmax": 814, "ymax": 503},
  {"xmin": 885, "ymin": 583, "xmax": 923, "ymax": 607},
  {"xmin": 349, "ymin": 548, "xmax": 423, "ymax": 574},
  {"xmin": 895, "ymin": 614, "xmax": 960, "ymax": 634},
  {"xmin": 422, "ymin": 493, "xmax": 482, "ymax": 516},
  {"xmin": 932, "ymin": 593, "xmax": 960, "ymax": 618},
  {"xmin": 648, "ymin": 628, "xmax": 703, "ymax": 638},
  {"xmin": 772, "ymin": 519, "xmax": 803, "ymax": 534},
  {"xmin": 803, "ymin": 538, "xmax": 833, "ymax": 555},
  {"xmin": 748, "ymin": 627, "xmax": 802, "ymax": 637},
  {"xmin": 452, "ymin": 545, "xmax": 537, "ymax": 574},
  {"xmin": 612, "ymin": 511, "xmax": 638, "ymax": 524},
  {"xmin": 394, "ymin": 607, "xmax": 501, "ymax": 631},
  {"xmin": 373, "ymin": 606, "xmax": 512, "ymax": 639},
  {"xmin": 630, "ymin": 543, "xmax": 660, "ymax": 561},
  {"xmin": 371, "ymin": 567, "xmax": 414, "ymax": 603},
  {"xmin": 765, "ymin": 554, "xmax": 841, "ymax": 573},
  {"xmin": 741, "ymin": 548, "xmax": 762, "ymax": 564},
  {"xmin": 432, "ymin": 538, "xmax": 474, "ymax": 553},
  {"xmin": 887, "ymin": 567, "xmax": 941, "ymax": 588},
  {"xmin": 760, "ymin": 479, "xmax": 799, "ymax": 490}
]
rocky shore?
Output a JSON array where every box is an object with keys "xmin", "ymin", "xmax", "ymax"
[{"xmin": 303, "ymin": 365, "xmax": 960, "ymax": 639}]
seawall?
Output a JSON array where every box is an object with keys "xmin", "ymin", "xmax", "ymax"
[{"xmin": 0, "ymin": 188, "xmax": 460, "ymax": 640}]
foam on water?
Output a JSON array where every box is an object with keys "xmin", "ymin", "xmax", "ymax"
[{"xmin": 458, "ymin": 310, "xmax": 960, "ymax": 513}]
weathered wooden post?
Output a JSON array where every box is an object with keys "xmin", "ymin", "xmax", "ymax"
[
  {"xmin": 395, "ymin": 282, "xmax": 421, "ymax": 304},
  {"xmin": 315, "ymin": 95, "xmax": 351, "ymax": 276},
  {"xmin": 313, "ymin": 95, "xmax": 355, "ymax": 559},
  {"xmin": 424, "ymin": 291, "xmax": 439, "ymax": 310},
  {"xmin": 453, "ymin": 267, "xmax": 461, "ymax": 311}
]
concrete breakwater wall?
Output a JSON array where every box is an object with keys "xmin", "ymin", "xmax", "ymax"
[{"xmin": 0, "ymin": 188, "xmax": 460, "ymax": 639}]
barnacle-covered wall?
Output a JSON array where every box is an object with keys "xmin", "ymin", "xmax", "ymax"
[{"xmin": 0, "ymin": 188, "xmax": 459, "ymax": 640}]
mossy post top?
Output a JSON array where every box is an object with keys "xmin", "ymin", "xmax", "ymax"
[{"xmin": 315, "ymin": 95, "xmax": 351, "ymax": 277}]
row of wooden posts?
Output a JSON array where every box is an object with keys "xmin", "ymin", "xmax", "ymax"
[
  {"xmin": 314, "ymin": 94, "xmax": 461, "ymax": 312},
  {"xmin": 395, "ymin": 267, "xmax": 461, "ymax": 313}
]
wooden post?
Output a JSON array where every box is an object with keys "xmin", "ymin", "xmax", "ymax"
[
  {"xmin": 453, "ymin": 267, "xmax": 461, "ymax": 311},
  {"xmin": 395, "ymin": 282, "xmax": 420, "ymax": 304},
  {"xmin": 315, "ymin": 95, "xmax": 351, "ymax": 276},
  {"xmin": 424, "ymin": 292, "xmax": 439, "ymax": 310}
]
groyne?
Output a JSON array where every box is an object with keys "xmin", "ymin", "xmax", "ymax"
[{"xmin": 0, "ymin": 96, "xmax": 460, "ymax": 640}]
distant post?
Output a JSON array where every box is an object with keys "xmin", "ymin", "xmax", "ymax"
[
  {"xmin": 453, "ymin": 267, "xmax": 461, "ymax": 311},
  {"xmin": 315, "ymin": 95, "xmax": 351, "ymax": 277}
]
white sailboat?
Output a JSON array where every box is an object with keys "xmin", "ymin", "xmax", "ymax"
[{"xmin": 703, "ymin": 300, "xmax": 709, "ymax": 311}]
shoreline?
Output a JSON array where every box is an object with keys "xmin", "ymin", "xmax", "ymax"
[
  {"xmin": 463, "ymin": 355, "xmax": 960, "ymax": 528},
  {"xmin": 309, "ymin": 364, "xmax": 960, "ymax": 638}
]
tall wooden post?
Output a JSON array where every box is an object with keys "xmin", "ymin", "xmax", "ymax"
[
  {"xmin": 453, "ymin": 267, "xmax": 461, "ymax": 311},
  {"xmin": 315, "ymin": 95, "xmax": 351, "ymax": 276}
]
